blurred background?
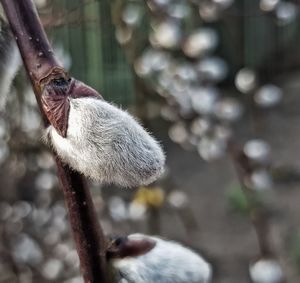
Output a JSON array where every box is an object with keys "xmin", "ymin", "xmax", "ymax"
[{"xmin": 1, "ymin": 0, "xmax": 300, "ymax": 282}]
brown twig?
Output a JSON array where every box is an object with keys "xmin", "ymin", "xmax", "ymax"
[
  {"xmin": 56, "ymin": 158, "xmax": 108, "ymax": 282},
  {"xmin": 1, "ymin": 1, "xmax": 108, "ymax": 282},
  {"xmin": 228, "ymin": 141, "xmax": 289, "ymax": 283},
  {"xmin": 227, "ymin": 140, "xmax": 274, "ymax": 257}
]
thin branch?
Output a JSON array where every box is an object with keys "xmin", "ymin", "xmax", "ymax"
[
  {"xmin": 56, "ymin": 158, "xmax": 108, "ymax": 282},
  {"xmin": 1, "ymin": 1, "xmax": 108, "ymax": 282},
  {"xmin": 228, "ymin": 140, "xmax": 274, "ymax": 257}
]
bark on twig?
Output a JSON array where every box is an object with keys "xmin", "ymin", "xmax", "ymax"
[
  {"xmin": 1, "ymin": 1, "xmax": 108, "ymax": 282},
  {"xmin": 56, "ymin": 158, "xmax": 108, "ymax": 282}
]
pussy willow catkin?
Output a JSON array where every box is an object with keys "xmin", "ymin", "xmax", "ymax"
[
  {"xmin": 110, "ymin": 234, "xmax": 212, "ymax": 283},
  {"xmin": 46, "ymin": 97, "xmax": 165, "ymax": 187}
]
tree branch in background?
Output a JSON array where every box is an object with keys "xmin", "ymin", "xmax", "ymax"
[
  {"xmin": 228, "ymin": 141, "xmax": 274, "ymax": 257},
  {"xmin": 0, "ymin": 1, "xmax": 108, "ymax": 282}
]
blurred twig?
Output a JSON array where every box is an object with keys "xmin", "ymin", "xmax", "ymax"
[{"xmin": 228, "ymin": 140, "xmax": 274, "ymax": 257}]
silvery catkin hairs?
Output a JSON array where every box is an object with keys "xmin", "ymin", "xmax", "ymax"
[
  {"xmin": 108, "ymin": 234, "xmax": 212, "ymax": 283},
  {"xmin": 46, "ymin": 96, "xmax": 165, "ymax": 187}
]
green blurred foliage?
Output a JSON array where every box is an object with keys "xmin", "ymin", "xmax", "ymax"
[
  {"xmin": 291, "ymin": 232, "xmax": 300, "ymax": 271},
  {"xmin": 51, "ymin": 0, "xmax": 134, "ymax": 105},
  {"xmin": 226, "ymin": 183, "xmax": 265, "ymax": 215},
  {"xmin": 43, "ymin": 0, "xmax": 300, "ymax": 106},
  {"xmin": 226, "ymin": 183, "xmax": 250, "ymax": 215}
]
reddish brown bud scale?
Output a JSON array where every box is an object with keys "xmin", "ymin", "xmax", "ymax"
[
  {"xmin": 107, "ymin": 236, "xmax": 156, "ymax": 259},
  {"xmin": 41, "ymin": 69, "xmax": 102, "ymax": 137},
  {"xmin": 41, "ymin": 88, "xmax": 70, "ymax": 137}
]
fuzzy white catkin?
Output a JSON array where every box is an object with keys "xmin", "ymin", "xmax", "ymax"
[
  {"xmin": 111, "ymin": 234, "xmax": 212, "ymax": 283},
  {"xmin": 46, "ymin": 97, "xmax": 165, "ymax": 187}
]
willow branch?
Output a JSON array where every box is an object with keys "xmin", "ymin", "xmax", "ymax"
[
  {"xmin": 1, "ymin": 1, "xmax": 108, "ymax": 282},
  {"xmin": 228, "ymin": 141, "xmax": 274, "ymax": 257}
]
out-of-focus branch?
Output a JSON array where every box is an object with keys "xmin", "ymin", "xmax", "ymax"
[
  {"xmin": 1, "ymin": 1, "xmax": 108, "ymax": 282},
  {"xmin": 228, "ymin": 141, "xmax": 274, "ymax": 257}
]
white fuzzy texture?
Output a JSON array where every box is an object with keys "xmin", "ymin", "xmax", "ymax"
[
  {"xmin": 249, "ymin": 259, "xmax": 283, "ymax": 283},
  {"xmin": 112, "ymin": 234, "xmax": 212, "ymax": 283},
  {"xmin": 0, "ymin": 39, "xmax": 21, "ymax": 109},
  {"xmin": 46, "ymin": 97, "xmax": 165, "ymax": 187}
]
